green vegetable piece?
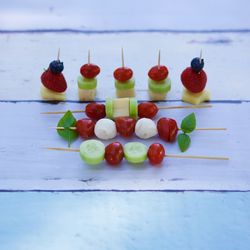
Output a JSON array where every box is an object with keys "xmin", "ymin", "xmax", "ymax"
[
  {"xmin": 129, "ymin": 98, "xmax": 138, "ymax": 119},
  {"xmin": 57, "ymin": 110, "xmax": 78, "ymax": 147},
  {"xmin": 115, "ymin": 78, "xmax": 135, "ymax": 90},
  {"xmin": 178, "ymin": 133, "xmax": 191, "ymax": 152},
  {"xmin": 105, "ymin": 98, "xmax": 113, "ymax": 119},
  {"xmin": 180, "ymin": 112, "xmax": 196, "ymax": 133},
  {"xmin": 124, "ymin": 142, "xmax": 148, "ymax": 164},
  {"xmin": 77, "ymin": 76, "xmax": 97, "ymax": 90},
  {"xmin": 148, "ymin": 78, "xmax": 171, "ymax": 94}
]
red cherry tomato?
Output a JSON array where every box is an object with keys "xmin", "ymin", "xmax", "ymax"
[
  {"xmin": 80, "ymin": 64, "xmax": 100, "ymax": 79},
  {"xmin": 147, "ymin": 143, "xmax": 165, "ymax": 165},
  {"xmin": 181, "ymin": 67, "xmax": 207, "ymax": 93},
  {"xmin": 85, "ymin": 103, "xmax": 106, "ymax": 120},
  {"xmin": 76, "ymin": 118, "xmax": 95, "ymax": 139},
  {"xmin": 138, "ymin": 102, "xmax": 159, "ymax": 119},
  {"xmin": 148, "ymin": 65, "xmax": 169, "ymax": 81},
  {"xmin": 113, "ymin": 67, "xmax": 133, "ymax": 82},
  {"xmin": 105, "ymin": 142, "xmax": 124, "ymax": 166},
  {"xmin": 157, "ymin": 118, "xmax": 178, "ymax": 142},
  {"xmin": 115, "ymin": 117, "xmax": 136, "ymax": 137}
]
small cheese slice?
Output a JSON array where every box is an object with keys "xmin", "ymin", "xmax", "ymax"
[
  {"xmin": 41, "ymin": 85, "xmax": 66, "ymax": 101},
  {"xmin": 148, "ymin": 90, "xmax": 168, "ymax": 101},
  {"xmin": 182, "ymin": 88, "xmax": 210, "ymax": 105},
  {"xmin": 116, "ymin": 88, "xmax": 135, "ymax": 98},
  {"xmin": 113, "ymin": 98, "xmax": 130, "ymax": 118},
  {"xmin": 78, "ymin": 88, "xmax": 96, "ymax": 101}
]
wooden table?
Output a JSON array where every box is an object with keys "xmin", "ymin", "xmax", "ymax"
[{"xmin": 0, "ymin": 1, "xmax": 250, "ymax": 249}]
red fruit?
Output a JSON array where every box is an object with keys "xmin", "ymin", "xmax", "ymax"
[
  {"xmin": 147, "ymin": 143, "xmax": 165, "ymax": 165},
  {"xmin": 157, "ymin": 118, "xmax": 178, "ymax": 143},
  {"xmin": 181, "ymin": 67, "xmax": 207, "ymax": 93},
  {"xmin": 41, "ymin": 69, "xmax": 67, "ymax": 93},
  {"xmin": 105, "ymin": 142, "xmax": 124, "ymax": 166},
  {"xmin": 148, "ymin": 65, "xmax": 169, "ymax": 81},
  {"xmin": 76, "ymin": 118, "xmax": 95, "ymax": 139},
  {"xmin": 85, "ymin": 103, "xmax": 106, "ymax": 120},
  {"xmin": 113, "ymin": 67, "xmax": 133, "ymax": 82},
  {"xmin": 115, "ymin": 117, "xmax": 136, "ymax": 137},
  {"xmin": 80, "ymin": 64, "xmax": 100, "ymax": 79},
  {"xmin": 138, "ymin": 102, "xmax": 158, "ymax": 119}
]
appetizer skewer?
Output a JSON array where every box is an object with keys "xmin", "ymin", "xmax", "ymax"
[
  {"xmin": 181, "ymin": 50, "xmax": 210, "ymax": 105},
  {"xmin": 40, "ymin": 49, "xmax": 67, "ymax": 101},
  {"xmin": 114, "ymin": 48, "xmax": 135, "ymax": 98},
  {"xmin": 148, "ymin": 50, "xmax": 171, "ymax": 100},
  {"xmin": 46, "ymin": 140, "xmax": 229, "ymax": 166},
  {"xmin": 77, "ymin": 50, "xmax": 100, "ymax": 101},
  {"xmin": 41, "ymin": 97, "xmax": 212, "ymax": 119}
]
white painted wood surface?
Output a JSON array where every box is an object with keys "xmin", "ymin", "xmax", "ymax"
[
  {"xmin": 0, "ymin": 32, "xmax": 250, "ymax": 101},
  {"xmin": 0, "ymin": 101, "xmax": 249, "ymax": 191}
]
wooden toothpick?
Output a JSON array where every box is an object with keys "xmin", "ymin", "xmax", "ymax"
[
  {"xmin": 199, "ymin": 49, "xmax": 203, "ymax": 63},
  {"xmin": 158, "ymin": 49, "xmax": 161, "ymax": 68},
  {"xmin": 121, "ymin": 47, "xmax": 125, "ymax": 67},
  {"xmin": 45, "ymin": 147, "xmax": 229, "ymax": 161},
  {"xmin": 57, "ymin": 48, "xmax": 60, "ymax": 61},
  {"xmin": 88, "ymin": 49, "xmax": 90, "ymax": 64}
]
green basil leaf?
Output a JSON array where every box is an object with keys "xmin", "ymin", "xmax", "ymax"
[
  {"xmin": 181, "ymin": 112, "xmax": 196, "ymax": 133},
  {"xmin": 57, "ymin": 111, "xmax": 78, "ymax": 147},
  {"xmin": 178, "ymin": 133, "xmax": 191, "ymax": 152}
]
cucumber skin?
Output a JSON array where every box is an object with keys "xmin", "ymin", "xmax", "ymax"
[
  {"xmin": 148, "ymin": 78, "xmax": 171, "ymax": 94},
  {"xmin": 105, "ymin": 98, "xmax": 113, "ymax": 119},
  {"xmin": 78, "ymin": 76, "xmax": 97, "ymax": 90},
  {"xmin": 124, "ymin": 142, "xmax": 148, "ymax": 164},
  {"xmin": 129, "ymin": 98, "xmax": 138, "ymax": 119},
  {"xmin": 115, "ymin": 78, "xmax": 135, "ymax": 90}
]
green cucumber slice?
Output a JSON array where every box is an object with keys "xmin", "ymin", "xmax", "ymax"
[
  {"xmin": 78, "ymin": 76, "xmax": 97, "ymax": 90},
  {"xmin": 129, "ymin": 98, "xmax": 138, "ymax": 119},
  {"xmin": 105, "ymin": 98, "xmax": 113, "ymax": 119},
  {"xmin": 79, "ymin": 140, "xmax": 105, "ymax": 165},
  {"xmin": 124, "ymin": 142, "xmax": 148, "ymax": 164},
  {"xmin": 148, "ymin": 78, "xmax": 171, "ymax": 94},
  {"xmin": 115, "ymin": 78, "xmax": 135, "ymax": 90}
]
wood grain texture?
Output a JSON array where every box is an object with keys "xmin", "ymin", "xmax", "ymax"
[
  {"xmin": 0, "ymin": 101, "xmax": 249, "ymax": 191},
  {"xmin": 1, "ymin": 192, "xmax": 250, "ymax": 250}
]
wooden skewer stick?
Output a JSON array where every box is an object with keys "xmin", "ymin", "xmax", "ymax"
[
  {"xmin": 41, "ymin": 104, "xmax": 212, "ymax": 115},
  {"xmin": 158, "ymin": 49, "xmax": 161, "ymax": 68},
  {"xmin": 199, "ymin": 49, "xmax": 203, "ymax": 63},
  {"xmin": 53, "ymin": 126, "xmax": 226, "ymax": 131},
  {"xmin": 88, "ymin": 49, "xmax": 90, "ymax": 64},
  {"xmin": 121, "ymin": 47, "xmax": 125, "ymax": 68},
  {"xmin": 57, "ymin": 48, "xmax": 60, "ymax": 61},
  {"xmin": 45, "ymin": 147, "xmax": 229, "ymax": 161}
]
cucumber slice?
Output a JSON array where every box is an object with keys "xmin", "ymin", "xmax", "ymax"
[
  {"xmin": 124, "ymin": 142, "xmax": 148, "ymax": 164},
  {"xmin": 115, "ymin": 78, "xmax": 135, "ymax": 90},
  {"xmin": 105, "ymin": 98, "xmax": 113, "ymax": 119},
  {"xmin": 79, "ymin": 139, "xmax": 105, "ymax": 165},
  {"xmin": 148, "ymin": 78, "xmax": 171, "ymax": 94},
  {"xmin": 78, "ymin": 76, "xmax": 97, "ymax": 90},
  {"xmin": 129, "ymin": 98, "xmax": 138, "ymax": 119}
]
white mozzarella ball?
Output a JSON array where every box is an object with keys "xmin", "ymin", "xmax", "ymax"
[
  {"xmin": 94, "ymin": 118, "xmax": 117, "ymax": 140},
  {"xmin": 135, "ymin": 118, "xmax": 157, "ymax": 139}
]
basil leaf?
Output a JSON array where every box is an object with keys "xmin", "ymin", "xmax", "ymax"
[
  {"xmin": 181, "ymin": 113, "xmax": 196, "ymax": 133},
  {"xmin": 57, "ymin": 111, "xmax": 78, "ymax": 147},
  {"xmin": 178, "ymin": 133, "xmax": 191, "ymax": 152}
]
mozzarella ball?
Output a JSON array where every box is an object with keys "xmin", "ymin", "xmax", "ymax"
[
  {"xmin": 94, "ymin": 118, "xmax": 117, "ymax": 140},
  {"xmin": 135, "ymin": 118, "xmax": 157, "ymax": 139}
]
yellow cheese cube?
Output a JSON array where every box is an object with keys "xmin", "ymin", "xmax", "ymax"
[
  {"xmin": 113, "ymin": 98, "xmax": 130, "ymax": 117},
  {"xmin": 182, "ymin": 88, "xmax": 210, "ymax": 105},
  {"xmin": 40, "ymin": 85, "xmax": 66, "ymax": 101}
]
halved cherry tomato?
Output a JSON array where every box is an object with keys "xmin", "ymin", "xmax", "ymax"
[
  {"xmin": 115, "ymin": 117, "xmax": 136, "ymax": 137},
  {"xmin": 157, "ymin": 118, "xmax": 178, "ymax": 142},
  {"xmin": 148, "ymin": 65, "xmax": 169, "ymax": 81},
  {"xmin": 138, "ymin": 102, "xmax": 158, "ymax": 119},
  {"xmin": 113, "ymin": 67, "xmax": 133, "ymax": 82},
  {"xmin": 147, "ymin": 143, "xmax": 165, "ymax": 165},
  {"xmin": 76, "ymin": 118, "xmax": 95, "ymax": 139},
  {"xmin": 105, "ymin": 142, "xmax": 124, "ymax": 166},
  {"xmin": 85, "ymin": 103, "xmax": 106, "ymax": 120},
  {"xmin": 80, "ymin": 64, "xmax": 100, "ymax": 79}
]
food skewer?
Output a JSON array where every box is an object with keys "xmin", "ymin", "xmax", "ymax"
[{"xmin": 45, "ymin": 140, "xmax": 229, "ymax": 167}]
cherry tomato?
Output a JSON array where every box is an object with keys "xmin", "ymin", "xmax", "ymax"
[
  {"xmin": 105, "ymin": 142, "xmax": 124, "ymax": 166},
  {"xmin": 148, "ymin": 65, "xmax": 169, "ymax": 81},
  {"xmin": 147, "ymin": 143, "xmax": 165, "ymax": 165},
  {"xmin": 138, "ymin": 102, "xmax": 158, "ymax": 119},
  {"xmin": 80, "ymin": 63, "xmax": 100, "ymax": 79},
  {"xmin": 85, "ymin": 103, "xmax": 106, "ymax": 120},
  {"xmin": 76, "ymin": 118, "xmax": 95, "ymax": 139},
  {"xmin": 157, "ymin": 118, "xmax": 178, "ymax": 142},
  {"xmin": 115, "ymin": 117, "xmax": 136, "ymax": 137},
  {"xmin": 113, "ymin": 67, "xmax": 133, "ymax": 82}
]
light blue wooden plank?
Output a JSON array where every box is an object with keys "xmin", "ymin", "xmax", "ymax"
[{"xmin": 0, "ymin": 192, "xmax": 249, "ymax": 250}]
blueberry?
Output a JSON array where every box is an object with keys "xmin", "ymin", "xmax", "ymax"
[
  {"xmin": 191, "ymin": 57, "xmax": 204, "ymax": 73},
  {"xmin": 49, "ymin": 60, "xmax": 64, "ymax": 73}
]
